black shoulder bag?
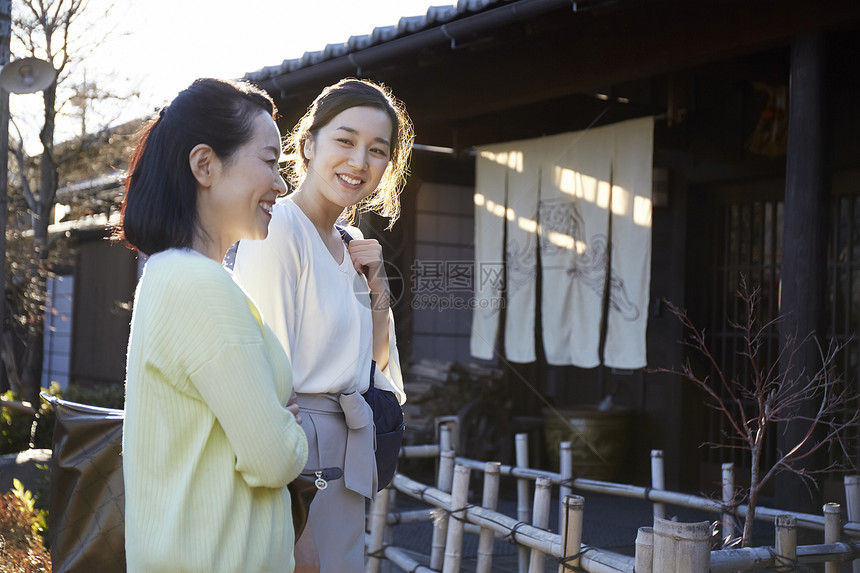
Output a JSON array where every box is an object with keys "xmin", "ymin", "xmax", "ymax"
[{"xmin": 337, "ymin": 226, "xmax": 405, "ymax": 490}]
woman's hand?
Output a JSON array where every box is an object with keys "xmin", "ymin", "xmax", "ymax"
[
  {"xmin": 346, "ymin": 238, "xmax": 389, "ymax": 299},
  {"xmin": 346, "ymin": 238, "xmax": 391, "ymax": 370},
  {"xmin": 287, "ymin": 390, "xmax": 302, "ymax": 425}
]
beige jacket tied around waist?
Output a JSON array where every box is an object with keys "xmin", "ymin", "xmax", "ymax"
[{"xmin": 297, "ymin": 392, "xmax": 378, "ymax": 499}]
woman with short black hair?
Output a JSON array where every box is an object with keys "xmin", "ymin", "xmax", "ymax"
[{"xmin": 117, "ymin": 78, "xmax": 308, "ymax": 573}]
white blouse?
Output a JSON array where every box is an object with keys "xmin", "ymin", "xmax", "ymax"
[{"xmin": 233, "ymin": 196, "xmax": 405, "ymax": 403}]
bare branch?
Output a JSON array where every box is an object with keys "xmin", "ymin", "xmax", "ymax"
[{"xmin": 660, "ymin": 274, "xmax": 858, "ymax": 547}]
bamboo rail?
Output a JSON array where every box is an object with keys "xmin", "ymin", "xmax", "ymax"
[
  {"xmin": 0, "ymin": 397, "xmax": 35, "ymax": 414},
  {"xmin": 391, "ymin": 472, "xmax": 635, "ymax": 571},
  {"xmin": 382, "ymin": 435, "xmax": 860, "ymax": 572},
  {"xmin": 453, "ymin": 455, "xmax": 860, "ymax": 539}
]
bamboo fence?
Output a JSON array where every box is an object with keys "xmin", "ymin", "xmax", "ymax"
[{"xmin": 367, "ymin": 422, "xmax": 860, "ymax": 572}]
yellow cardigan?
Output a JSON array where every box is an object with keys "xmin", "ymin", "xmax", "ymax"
[{"xmin": 123, "ymin": 249, "xmax": 308, "ymax": 573}]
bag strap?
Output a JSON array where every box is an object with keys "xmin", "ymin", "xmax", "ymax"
[
  {"xmin": 335, "ymin": 225, "xmax": 378, "ymax": 392},
  {"xmin": 336, "ymin": 225, "xmax": 354, "ymax": 245}
]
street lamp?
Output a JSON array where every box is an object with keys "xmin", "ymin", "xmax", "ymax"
[{"xmin": 0, "ymin": 56, "xmax": 56, "ymax": 94}]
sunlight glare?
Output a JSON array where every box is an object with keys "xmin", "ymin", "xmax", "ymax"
[
  {"xmin": 554, "ymin": 166, "xmax": 600, "ymax": 204},
  {"xmin": 480, "ymin": 150, "xmax": 524, "ymax": 173},
  {"xmin": 633, "ymin": 195, "xmax": 653, "ymax": 227},
  {"xmin": 485, "ymin": 199, "xmax": 506, "ymax": 219},
  {"xmin": 518, "ymin": 216, "xmax": 537, "ymax": 233},
  {"xmin": 611, "ymin": 185, "xmax": 629, "ymax": 216}
]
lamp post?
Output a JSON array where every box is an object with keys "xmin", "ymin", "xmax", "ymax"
[{"xmin": 0, "ymin": 0, "xmax": 55, "ymax": 393}]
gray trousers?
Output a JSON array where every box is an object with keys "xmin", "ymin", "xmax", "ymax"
[{"xmin": 294, "ymin": 393, "xmax": 375, "ymax": 572}]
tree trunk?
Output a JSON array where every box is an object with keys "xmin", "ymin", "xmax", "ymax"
[
  {"xmin": 743, "ymin": 447, "xmax": 761, "ymax": 548},
  {"xmin": 21, "ymin": 80, "xmax": 59, "ymax": 404}
]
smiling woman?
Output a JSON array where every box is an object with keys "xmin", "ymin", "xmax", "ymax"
[
  {"xmin": 115, "ymin": 78, "xmax": 307, "ymax": 573},
  {"xmin": 233, "ymin": 78, "xmax": 414, "ymax": 571}
]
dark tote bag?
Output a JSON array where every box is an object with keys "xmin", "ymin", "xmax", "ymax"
[
  {"xmin": 41, "ymin": 393, "xmax": 321, "ymax": 572},
  {"xmin": 41, "ymin": 393, "xmax": 126, "ymax": 573}
]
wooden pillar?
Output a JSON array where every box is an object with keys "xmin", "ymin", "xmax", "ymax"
[{"xmin": 777, "ymin": 31, "xmax": 830, "ymax": 513}]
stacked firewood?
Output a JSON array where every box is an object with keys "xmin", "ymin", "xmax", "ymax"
[{"xmin": 402, "ymin": 359, "xmax": 504, "ymax": 446}]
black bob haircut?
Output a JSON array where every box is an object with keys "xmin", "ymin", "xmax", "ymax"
[{"xmin": 115, "ymin": 78, "xmax": 276, "ymax": 256}]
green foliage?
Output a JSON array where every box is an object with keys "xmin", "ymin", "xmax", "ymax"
[
  {"xmin": 0, "ymin": 383, "xmax": 60, "ymax": 456},
  {"xmin": 11, "ymin": 479, "xmax": 46, "ymax": 540},
  {"xmin": 0, "ymin": 483, "xmax": 51, "ymax": 571},
  {"xmin": 63, "ymin": 383, "xmax": 125, "ymax": 410}
]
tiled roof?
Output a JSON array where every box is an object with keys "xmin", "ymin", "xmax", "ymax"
[{"xmin": 243, "ymin": 0, "xmax": 507, "ymax": 82}]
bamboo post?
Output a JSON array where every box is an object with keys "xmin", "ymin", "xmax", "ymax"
[
  {"xmin": 634, "ymin": 526, "xmax": 654, "ymax": 573},
  {"xmin": 366, "ymin": 485, "xmax": 391, "ymax": 573},
  {"xmin": 559, "ymin": 441, "xmax": 572, "ymax": 534},
  {"xmin": 558, "ymin": 495, "xmax": 584, "ymax": 573},
  {"xmin": 437, "ymin": 415, "xmax": 459, "ymax": 454},
  {"xmin": 721, "ymin": 462, "xmax": 735, "ymax": 547},
  {"xmin": 380, "ymin": 488, "xmax": 396, "ymax": 573},
  {"xmin": 430, "ymin": 450, "xmax": 456, "ymax": 569},
  {"xmin": 528, "ymin": 477, "xmax": 552, "ymax": 572},
  {"xmin": 440, "ymin": 421, "xmax": 454, "ymax": 455},
  {"xmin": 824, "ymin": 502, "xmax": 841, "ymax": 573},
  {"xmin": 476, "ymin": 461, "xmax": 501, "ymax": 573},
  {"xmin": 775, "ymin": 514, "xmax": 797, "ymax": 571},
  {"xmin": 651, "ymin": 450, "xmax": 666, "ymax": 520},
  {"xmin": 515, "ymin": 432, "xmax": 531, "ymax": 573},
  {"xmin": 653, "ymin": 517, "xmax": 710, "ymax": 572},
  {"xmin": 442, "ymin": 464, "xmax": 471, "ymax": 573},
  {"xmin": 846, "ymin": 476, "xmax": 860, "ymax": 573}
]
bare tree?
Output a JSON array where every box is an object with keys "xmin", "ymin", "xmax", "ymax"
[
  {"xmin": 5, "ymin": 0, "xmax": 123, "ymax": 402},
  {"xmin": 657, "ymin": 277, "xmax": 859, "ymax": 547}
]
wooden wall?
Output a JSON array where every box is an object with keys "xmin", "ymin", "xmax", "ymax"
[{"xmin": 69, "ymin": 239, "xmax": 137, "ymax": 387}]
